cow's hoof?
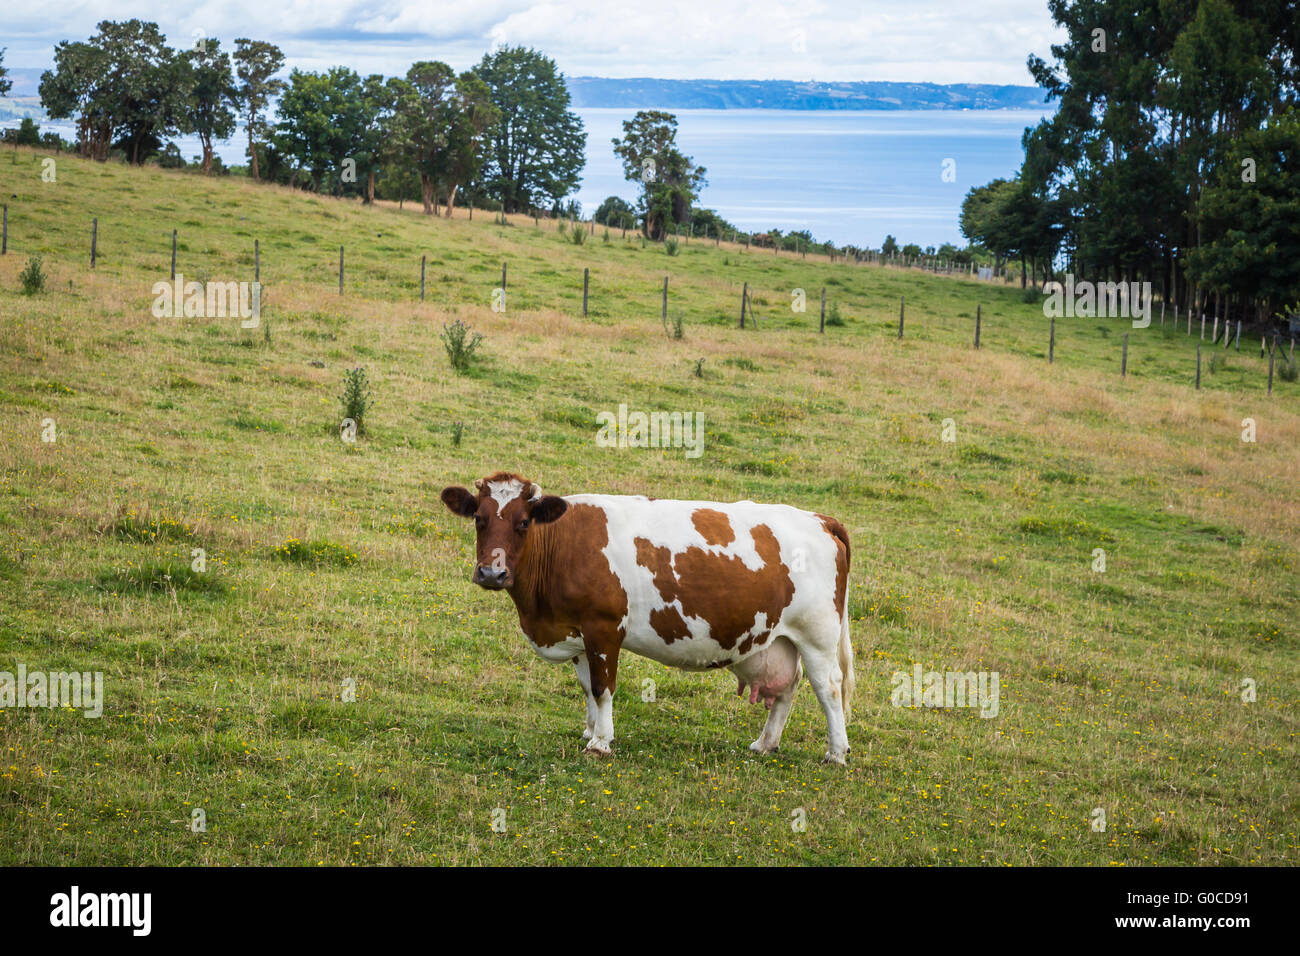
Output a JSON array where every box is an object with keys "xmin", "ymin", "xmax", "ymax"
[
  {"xmin": 822, "ymin": 751, "xmax": 848, "ymax": 766},
  {"xmin": 749, "ymin": 739, "xmax": 778, "ymax": 754},
  {"xmin": 583, "ymin": 740, "xmax": 613, "ymax": 757},
  {"xmin": 581, "ymin": 727, "xmax": 593, "ymax": 740}
]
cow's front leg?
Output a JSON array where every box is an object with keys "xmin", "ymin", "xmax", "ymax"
[
  {"xmin": 581, "ymin": 630, "xmax": 621, "ymax": 757},
  {"xmin": 572, "ymin": 655, "xmax": 598, "ymax": 741}
]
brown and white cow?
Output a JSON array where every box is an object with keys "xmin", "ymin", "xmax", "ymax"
[{"xmin": 441, "ymin": 472, "xmax": 855, "ymax": 763}]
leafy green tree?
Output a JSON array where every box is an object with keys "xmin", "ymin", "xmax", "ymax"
[
  {"xmin": 0, "ymin": 48, "xmax": 11, "ymax": 98},
  {"xmin": 473, "ymin": 47, "xmax": 585, "ymax": 213},
  {"xmin": 611, "ymin": 111, "xmax": 706, "ymax": 240},
  {"xmin": 594, "ymin": 196, "xmax": 635, "ymax": 227},
  {"xmin": 273, "ymin": 67, "xmax": 372, "ymax": 195},
  {"xmin": 231, "ymin": 38, "xmax": 285, "ymax": 182},
  {"xmin": 881, "ymin": 235, "xmax": 899, "ymax": 256},
  {"xmin": 179, "ymin": 39, "xmax": 236, "ymax": 174},
  {"xmin": 440, "ymin": 72, "xmax": 498, "ymax": 216}
]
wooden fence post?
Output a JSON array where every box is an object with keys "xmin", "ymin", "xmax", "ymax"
[
  {"xmin": 1121, "ymin": 333, "xmax": 1128, "ymax": 377},
  {"xmin": 420, "ymin": 254, "xmax": 426, "ymax": 301},
  {"xmin": 820, "ymin": 287, "xmax": 826, "ymax": 333},
  {"xmin": 1268, "ymin": 333, "xmax": 1276, "ymax": 395},
  {"xmin": 339, "ymin": 245, "xmax": 344, "ymax": 294},
  {"xmin": 91, "ymin": 218, "xmax": 97, "ymax": 269},
  {"xmin": 501, "ymin": 261, "xmax": 507, "ymax": 293},
  {"xmin": 1159, "ymin": 299, "xmax": 1165, "ymax": 327},
  {"xmin": 1235, "ymin": 320, "xmax": 1241, "ymax": 351},
  {"xmin": 661, "ymin": 276, "xmax": 668, "ymax": 325},
  {"xmin": 975, "ymin": 304, "xmax": 982, "ymax": 349},
  {"xmin": 898, "ymin": 296, "xmax": 905, "ymax": 338},
  {"xmin": 582, "ymin": 267, "xmax": 589, "ymax": 317},
  {"xmin": 740, "ymin": 282, "xmax": 747, "ymax": 329},
  {"xmin": 254, "ymin": 239, "xmax": 260, "ymax": 283},
  {"xmin": 2, "ymin": 204, "xmax": 7, "ymax": 255},
  {"xmin": 1049, "ymin": 317, "xmax": 1055, "ymax": 363},
  {"xmin": 1196, "ymin": 344, "xmax": 1201, "ymax": 389},
  {"xmin": 171, "ymin": 229, "xmax": 177, "ymax": 279}
]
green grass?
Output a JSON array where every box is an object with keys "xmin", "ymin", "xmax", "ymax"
[{"xmin": 0, "ymin": 146, "xmax": 1297, "ymax": 866}]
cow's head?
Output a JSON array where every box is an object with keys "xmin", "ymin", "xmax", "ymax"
[{"xmin": 440, "ymin": 472, "xmax": 568, "ymax": 590}]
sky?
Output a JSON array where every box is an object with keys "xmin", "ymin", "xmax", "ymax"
[{"xmin": 2, "ymin": 0, "xmax": 1063, "ymax": 85}]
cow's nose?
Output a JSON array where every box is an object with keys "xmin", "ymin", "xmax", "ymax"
[{"xmin": 474, "ymin": 565, "xmax": 509, "ymax": 589}]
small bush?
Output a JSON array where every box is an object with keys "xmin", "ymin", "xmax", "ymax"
[
  {"xmin": 19, "ymin": 255, "xmax": 46, "ymax": 295},
  {"xmin": 556, "ymin": 219, "xmax": 568, "ymax": 235},
  {"xmin": 825, "ymin": 302, "xmax": 846, "ymax": 327},
  {"xmin": 569, "ymin": 224, "xmax": 587, "ymax": 246},
  {"xmin": 440, "ymin": 319, "xmax": 484, "ymax": 372},
  {"xmin": 693, "ymin": 357, "xmax": 706, "ymax": 378},
  {"xmin": 1280, "ymin": 358, "xmax": 1299, "ymax": 383},
  {"xmin": 451, "ymin": 421, "xmax": 464, "ymax": 446},
  {"xmin": 602, "ymin": 228, "xmax": 610, "ymax": 243},
  {"xmin": 663, "ymin": 310, "xmax": 684, "ymax": 340},
  {"xmin": 340, "ymin": 366, "xmax": 372, "ymax": 435},
  {"xmin": 1020, "ymin": 286, "xmax": 1040, "ymax": 304},
  {"xmin": 664, "ymin": 237, "xmax": 680, "ymax": 256}
]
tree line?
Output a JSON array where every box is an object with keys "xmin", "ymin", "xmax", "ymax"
[{"xmin": 960, "ymin": 0, "xmax": 1300, "ymax": 327}]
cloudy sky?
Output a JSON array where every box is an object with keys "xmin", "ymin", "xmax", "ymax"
[{"xmin": 3, "ymin": 0, "xmax": 1062, "ymax": 85}]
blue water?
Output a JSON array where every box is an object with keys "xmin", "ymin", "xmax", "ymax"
[
  {"xmin": 574, "ymin": 108, "xmax": 1052, "ymax": 248},
  {"xmin": 9, "ymin": 106, "xmax": 1050, "ymax": 247}
]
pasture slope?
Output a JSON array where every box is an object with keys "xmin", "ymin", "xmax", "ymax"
[{"xmin": 0, "ymin": 145, "xmax": 1296, "ymax": 866}]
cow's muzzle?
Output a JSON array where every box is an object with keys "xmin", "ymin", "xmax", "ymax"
[{"xmin": 474, "ymin": 565, "xmax": 511, "ymax": 590}]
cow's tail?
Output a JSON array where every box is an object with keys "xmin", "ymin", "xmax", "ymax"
[{"xmin": 838, "ymin": 603, "xmax": 855, "ymax": 725}]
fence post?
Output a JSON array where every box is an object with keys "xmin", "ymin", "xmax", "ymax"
[
  {"xmin": 91, "ymin": 217, "xmax": 97, "ymax": 269},
  {"xmin": 171, "ymin": 229, "xmax": 177, "ymax": 280},
  {"xmin": 661, "ymin": 275, "xmax": 668, "ymax": 325},
  {"xmin": 1196, "ymin": 344, "xmax": 1201, "ymax": 389},
  {"xmin": 740, "ymin": 282, "xmax": 747, "ymax": 329},
  {"xmin": 2, "ymin": 204, "xmax": 7, "ymax": 255},
  {"xmin": 898, "ymin": 296, "xmax": 905, "ymax": 338},
  {"xmin": 1160, "ymin": 299, "xmax": 1165, "ymax": 327},
  {"xmin": 1049, "ymin": 317, "xmax": 1055, "ymax": 363},
  {"xmin": 1235, "ymin": 320, "xmax": 1241, "ymax": 351},
  {"xmin": 420, "ymin": 254, "xmax": 426, "ymax": 301},
  {"xmin": 339, "ymin": 245, "xmax": 344, "ymax": 294},
  {"xmin": 583, "ymin": 267, "xmax": 589, "ymax": 317},
  {"xmin": 1268, "ymin": 333, "xmax": 1276, "ymax": 395},
  {"xmin": 254, "ymin": 239, "xmax": 260, "ymax": 283},
  {"xmin": 820, "ymin": 287, "xmax": 826, "ymax": 333},
  {"xmin": 975, "ymin": 304, "xmax": 981, "ymax": 349},
  {"xmin": 501, "ymin": 261, "xmax": 507, "ymax": 293},
  {"xmin": 1121, "ymin": 333, "xmax": 1128, "ymax": 377},
  {"xmin": 1212, "ymin": 314, "xmax": 1219, "ymax": 344}
]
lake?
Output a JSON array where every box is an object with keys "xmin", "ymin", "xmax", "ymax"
[{"xmin": 9, "ymin": 107, "xmax": 1051, "ymax": 248}]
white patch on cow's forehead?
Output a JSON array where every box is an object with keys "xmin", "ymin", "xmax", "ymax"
[{"xmin": 486, "ymin": 479, "xmax": 525, "ymax": 515}]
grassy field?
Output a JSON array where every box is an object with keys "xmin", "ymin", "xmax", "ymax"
[{"xmin": 0, "ymin": 145, "xmax": 1297, "ymax": 866}]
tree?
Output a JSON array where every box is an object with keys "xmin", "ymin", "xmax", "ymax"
[
  {"xmin": 611, "ymin": 111, "xmax": 706, "ymax": 240},
  {"xmin": 273, "ymin": 67, "xmax": 371, "ymax": 195},
  {"xmin": 594, "ymin": 195, "xmax": 635, "ymax": 227},
  {"xmin": 881, "ymin": 235, "xmax": 899, "ymax": 256},
  {"xmin": 473, "ymin": 47, "xmax": 585, "ymax": 213},
  {"xmin": 0, "ymin": 48, "xmax": 11, "ymax": 98},
  {"xmin": 440, "ymin": 72, "xmax": 498, "ymax": 216},
  {"xmin": 40, "ymin": 20, "xmax": 187, "ymax": 164},
  {"xmin": 231, "ymin": 39, "xmax": 285, "ymax": 182},
  {"xmin": 179, "ymin": 39, "xmax": 236, "ymax": 174}
]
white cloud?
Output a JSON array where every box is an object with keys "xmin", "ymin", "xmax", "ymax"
[{"xmin": 3, "ymin": 0, "xmax": 1061, "ymax": 84}]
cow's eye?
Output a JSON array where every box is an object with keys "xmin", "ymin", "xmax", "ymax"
[
  {"xmin": 474, "ymin": 515, "xmax": 485, "ymax": 530},
  {"xmin": 516, "ymin": 518, "xmax": 530, "ymax": 533}
]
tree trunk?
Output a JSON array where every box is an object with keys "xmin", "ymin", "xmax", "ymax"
[
  {"xmin": 366, "ymin": 169, "xmax": 375, "ymax": 204},
  {"xmin": 445, "ymin": 183, "xmax": 458, "ymax": 218},
  {"xmin": 248, "ymin": 119, "xmax": 260, "ymax": 182},
  {"xmin": 420, "ymin": 175, "xmax": 434, "ymax": 215},
  {"xmin": 202, "ymin": 136, "xmax": 213, "ymax": 175}
]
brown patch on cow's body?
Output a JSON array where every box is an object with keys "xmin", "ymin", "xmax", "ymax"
[
  {"xmin": 691, "ymin": 508, "xmax": 735, "ymax": 547},
  {"xmin": 634, "ymin": 523, "xmax": 794, "ymax": 650},
  {"xmin": 816, "ymin": 513, "xmax": 851, "ymax": 619}
]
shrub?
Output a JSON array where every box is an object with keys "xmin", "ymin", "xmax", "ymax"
[
  {"xmin": 664, "ymin": 237, "xmax": 679, "ymax": 256},
  {"xmin": 19, "ymin": 255, "xmax": 45, "ymax": 295},
  {"xmin": 693, "ymin": 357, "xmax": 706, "ymax": 378},
  {"xmin": 556, "ymin": 218, "xmax": 568, "ymax": 235},
  {"xmin": 451, "ymin": 421, "xmax": 464, "ymax": 446},
  {"xmin": 272, "ymin": 537, "xmax": 358, "ymax": 567},
  {"xmin": 440, "ymin": 319, "xmax": 484, "ymax": 372},
  {"xmin": 1280, "ymin": 357, "xmax": 1299, "ymax": 383},
  {"xmin": 570, "ymin": 224, "xmax": 587, "ymax": 246},
  {"xmin": 663, "ymin": 310, "xmax": 684, "ymax": 340},
  {"xmin": 340, "ymin": 367, "xmax": 372, "ymax": 435},
  {"xmin": 602, "ymin": 228, "xmax": 610, "ymax": 243},
  {"xmin": 825, "ymin": 302, "xmax": 845, "ymax": 326}
]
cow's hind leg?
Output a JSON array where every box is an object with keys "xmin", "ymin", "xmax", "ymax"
[
  {"xmin": 581, "ymin": 626, "xmax": 622, "ymax": 757},
  {"xmin": 572, "ymin": 655, "xmax": 598, "ymax": 741},
  {"xmin": 801, "ymin": 638, "xmax": 850, "ymax": 765},
  {"xmin": 750, "ymin": 678, "xmax": 800, "ymax": 754}
]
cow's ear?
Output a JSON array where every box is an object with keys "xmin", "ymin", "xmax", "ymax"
[
  {"xmin": 441, "ymin": 486, "xmax": 478, "ymax": 518},
  {"xmin": 529, "ymin": 495, "xmax": 567, "ymax": 524}
]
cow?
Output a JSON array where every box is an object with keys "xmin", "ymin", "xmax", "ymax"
[{"xmin": 440, "ymin": 472, "xmax": 855, "ymax": 763}]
